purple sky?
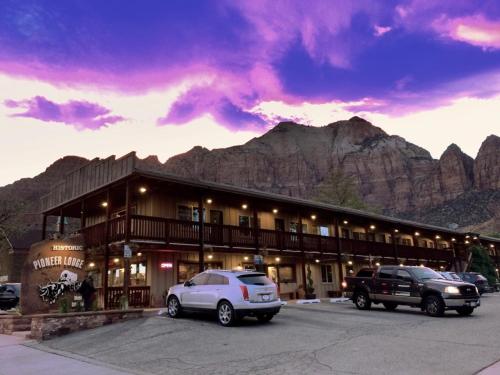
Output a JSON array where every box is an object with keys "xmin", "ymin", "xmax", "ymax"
[{"xmin": 1, "ymin": 0, "xmax": 500, "ymax": 185}]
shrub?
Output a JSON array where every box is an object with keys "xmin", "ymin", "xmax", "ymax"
[
  {"xmin": 58, "ymin": 297, "xmax": 69, "ymax": 314},
  {"xmin": 468, "ymin": 245, "xmax": 497, "ymax": 285}
]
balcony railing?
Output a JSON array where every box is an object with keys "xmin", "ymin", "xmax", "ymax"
[
  {"xmin": 80, "ymin": 215, "xmax": 454, "ymax": 262},
  {"xmin": 96, "ymin": 286, "xmax": 150, "ymax": 309}
]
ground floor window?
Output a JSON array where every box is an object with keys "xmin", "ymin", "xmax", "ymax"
[
  {"xmin": 177, "ymin": 261, "xmax": 223, "ymax": 283},
  {"xmin": 321, "ymin": 264, "xmax": 333, "ymax": 283},
  {"xmin": 130, "ymin": 261, "xmax": 147, "ymax": 286},
  {"xmin": 108, "ymin": 261, "xmax": 147, "ymax": 287},
  {"xmin": 278, "ymin": 265, "xmax": 296, "ymax": 283}
]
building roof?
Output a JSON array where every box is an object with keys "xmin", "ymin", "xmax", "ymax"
[{"xmin": 39, "ymin": 152, "xmax": 500, "ymax": 244}]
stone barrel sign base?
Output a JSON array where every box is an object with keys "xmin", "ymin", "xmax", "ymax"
[{"xmin": 20, "ymin": 235, "xmax": 87, "ymax": 315}]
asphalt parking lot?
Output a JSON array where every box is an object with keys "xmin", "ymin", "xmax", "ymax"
[{"xmin": 31, "ymin": 294, "xmax": 500, "ymax": 375}]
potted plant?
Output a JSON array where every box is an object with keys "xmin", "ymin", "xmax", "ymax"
[{"xmin": 305, "ymin": 264, "xmax": 316, "ymax": 299}]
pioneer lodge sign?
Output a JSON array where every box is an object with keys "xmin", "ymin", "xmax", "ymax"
[
  {"xmin": 33, "ymin": 256, "xmax": 84, "ymax": 270},
  {"xmin": 20, "ymin": 235, "xmax": 87, "ymax": 314}
]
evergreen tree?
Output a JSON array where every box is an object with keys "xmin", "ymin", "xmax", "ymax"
[{"xmin": 468, "ymin": 245, "xmax": 497, "ymax": 285}]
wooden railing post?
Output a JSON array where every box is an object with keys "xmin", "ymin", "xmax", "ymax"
[
  {"xmin": 123, "ymin": 181, "xmax": 131, "ymax": 307},
  {"xmin": 198, "ymin": 195, "xmax": 205, "ymax": 273},
  {"xmin": 165, "ymin": 218, "xmax": 170, "ymax": 244},
  {"xmin": 334, "ymin": 218, "xmax": 344, "ymax": 288}
]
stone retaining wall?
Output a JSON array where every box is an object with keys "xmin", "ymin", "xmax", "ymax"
[
  {"xmin": 1, "ymin": 309, "xmax": 143, "ymax": 340},
  {"xmin": 0, "ymin": 315, "xmax": 32, "ymax": 334},
  {"xmin": 30, "ymin": 309, "xmax": 143, "ymax": 341}
]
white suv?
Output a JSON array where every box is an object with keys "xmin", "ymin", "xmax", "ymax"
[{"xmin": 166, "ymin": 270, "xmax": 281, "ymax": 326}]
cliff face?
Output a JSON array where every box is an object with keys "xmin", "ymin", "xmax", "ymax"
[
  {"xmin": 474, "ymin": 135, "xmax": 500, "ymax": 191},
  {"xmin": 161, "ymin": 117, "xmax": 493, "ymax": 216},
  {"xmin": 1, "ymin": 117, "xmax": 499, "ymax": 235}
]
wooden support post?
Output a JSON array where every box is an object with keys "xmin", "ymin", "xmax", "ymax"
[
  {"xmin": 59, "ymin": 208, "xmax": 65, "ymax": 235},
  {"xmin": 41, "ymin": 214, "xmax": 47, "ymax": 241},
  {"xmin": 412, "ymin": 235, "xmax": 419, "ymax": 247},
  {"xmin": 298, "ymin": 212, "xmax": 307, "ymax": 296},
  {"xmin": 334, "ymin": 218, "xmax": 344, "ymax": 288},
  {"xmin": 253, "ymin": 205, "xmax": 263, "ymax": 272},
  {"xmin": 103, "ymin": 189, "xmax": 111, "ymax": 310},
  {"xmin": 392, "ymin": 233, "xmax": 399, "ymax": 262},
  {"xmin": 253, "ymin": 205, "xmax": 260, "ymax": 252},
  {"xmin": 198, "ymin": 195, "xmax": 205, "ymax": 273},
  {"xmin": 80, "ymin": 200, "xmax": 86, "ymax": 229},
  {"xmin": 123, "ymin": 181, "xmax": 132, "ymax": 306}
]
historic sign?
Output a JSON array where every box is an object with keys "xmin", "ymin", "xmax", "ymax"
[{"xmin": 20, "ymin": 235, "xmax": 86, "ymax": 314}]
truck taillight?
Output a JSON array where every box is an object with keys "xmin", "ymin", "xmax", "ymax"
[
  {"xmin": 240, "ymin": 285, "xmax": 249, "ymax": 301},
  {"xmin": 341, "ymin": 281, "xmax": 347, "ymax": 288}
]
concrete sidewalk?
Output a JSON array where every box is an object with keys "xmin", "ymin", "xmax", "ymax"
[
  {"xmin": 478, "ymin": 360, "xmax": 500, "ymax": 375},
  {"xmin": 0, "ymin": 334, "xmax": 137, "ymax": 375}
]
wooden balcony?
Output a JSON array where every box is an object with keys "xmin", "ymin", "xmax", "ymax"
[{"xmin": 81, "ymin": 215, "xmax": 454, "ymax": 262}]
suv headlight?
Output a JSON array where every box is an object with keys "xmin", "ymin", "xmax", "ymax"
[
  {"xmin": 475, "ymin": 286, "xmax": 479, "ymax": 294},
  {"xmin": 445, "ymin": 286, "xmax": 460, "ymax": 294}
]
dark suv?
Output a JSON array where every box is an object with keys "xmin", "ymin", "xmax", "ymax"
[
  {"xmin": 0, "ymin": 284, "xmax": 19, "ymax": 310},
  {"xmin": 458, "ymin": 273, "xmax": 492, "ymax": 295}
]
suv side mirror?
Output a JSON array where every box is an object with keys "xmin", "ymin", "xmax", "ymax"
[{"xmin": 184, "ymin": 281, "xmax": 192, "ymax": 287}]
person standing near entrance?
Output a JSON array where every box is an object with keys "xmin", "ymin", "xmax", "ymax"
[{"xmin": 78, "ymin": 275, "xmax": 96, "ymax": 311}]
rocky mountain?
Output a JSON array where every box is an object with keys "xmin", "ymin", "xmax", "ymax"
[
  {"xmin": 0, "ymin": 156, "xmax": 88, "ymax": 235},
  {"xmin": 1, "ymin": 117, "xmax": 499, "ymax": 235}
]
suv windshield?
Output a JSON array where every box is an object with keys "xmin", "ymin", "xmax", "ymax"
[
  {"xmin": 412, "ymin": 267, "xmax": 444, "ymax": 281},
  {"xmin": 238, "ymin": 274, "xmax": 272, "ymax": 286}
]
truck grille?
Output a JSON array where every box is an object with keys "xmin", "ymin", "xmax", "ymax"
[{"xmin": 459, "ymin": 285, "xmax": 478, "ymax": 298}]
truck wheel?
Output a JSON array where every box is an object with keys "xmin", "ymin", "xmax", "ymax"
[
  {"xmin": 354, "ymin": 291, "xmax": 371, "ymax": 310},
  {"xmin": 383, "ymin": 302, "xmax": 398, "ymax": 311},
  {"xmin": 456, "ymin": 306, "xmax": 474, "ymax": 316},
  {"xmin": 424, "ymin": 295, "xmax": 445, "ymax": 317}
]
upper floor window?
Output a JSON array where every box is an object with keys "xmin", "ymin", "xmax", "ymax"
[
  {"xmin": 318, "ymin": 226, "xmax": 329, "ymax": 236},
  {"xmin": 239, "ymin": 215, "xmax": 250, "ymax": 228},
  {"xmin": 401, "ymin": 238, "xmax": 412, "ymax": 246},
  {"xmin": 178, "ymin": 205, "xmax": 192, "ymax": 221},
  {"xmin": 353, "ymin": 232, "xmax": 366, "ymax": 241},
  {"xmin": 192, "ymin": 207, "xmax": 206, "ymax": 222}
]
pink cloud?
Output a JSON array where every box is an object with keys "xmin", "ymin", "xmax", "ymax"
[
  {"xmin": 433, "ymin": 14, "xmax": 500, "ymax": 49},
  {"xmin": 374, "ymin": 25, "xmax": 392, "ymax": 37},
  {"xmin": 5, "ymin": 96, "xmax": 124, "ymax": 130}
]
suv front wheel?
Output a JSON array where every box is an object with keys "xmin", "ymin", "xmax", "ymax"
[
  {"xmin": 167, "ymin": 296, "xmax": 182, "ymax": 318},
  {"xmin": 217, "ymin": 301, "xmax": 236, "ymax": 327}
]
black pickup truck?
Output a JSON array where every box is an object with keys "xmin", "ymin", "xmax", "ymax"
[{"xmin": 343, "ymin": 266, "xmax": 480, "ymax": 317}]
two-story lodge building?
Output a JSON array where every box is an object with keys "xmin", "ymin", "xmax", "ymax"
[{"xmin": 39, "ymin": 153, "xmax": 500, "ymax": 309}]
